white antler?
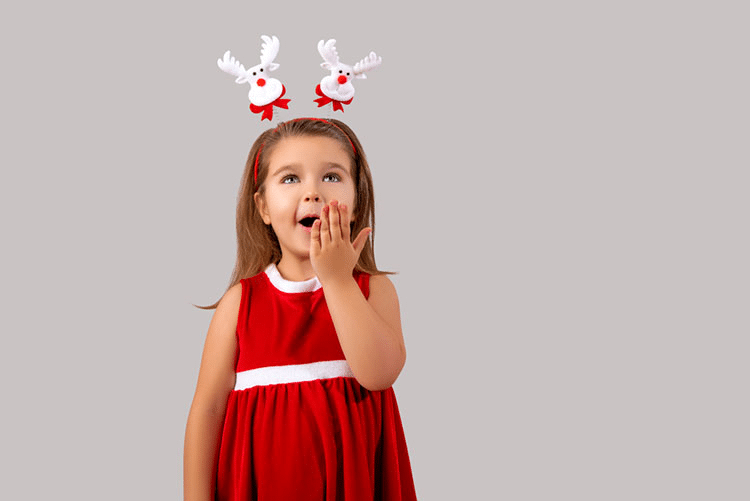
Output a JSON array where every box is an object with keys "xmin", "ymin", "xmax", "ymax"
[
  {"xmin": 318, "ymin": 39, "xmax": 340, "ymax": 69},
  {"xmin": 353, "ymin": 51, "xmax": 382, "ymax": 79},
  {"xmin": 217, "ymin": 50, "xmax": 250, "ymax": 83},
  {"xmin": 259, "ymin": 35, "xmax": 280, "ymax": 71}
]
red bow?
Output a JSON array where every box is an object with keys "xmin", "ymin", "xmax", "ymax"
[
  {"xmin": 314, "ymin": 84, "xmax": 353, "ymax": 112},
  {"xmin": 249, "ymin": 86, "xmax": 291, "ymax": 121}
]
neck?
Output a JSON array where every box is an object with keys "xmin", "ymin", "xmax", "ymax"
[{"xmin": 276, "ymin": 256, "xmax": 316, "ymax": 282}]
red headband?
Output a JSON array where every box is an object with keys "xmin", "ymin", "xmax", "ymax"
[{"xmin": 253, "ymin": 118, "xmax": 356, "ymax": 185}]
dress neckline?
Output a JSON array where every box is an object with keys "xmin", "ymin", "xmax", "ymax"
[{"xmin": 264, "ymin": 263, "xmax": 322, "ymax": 293}]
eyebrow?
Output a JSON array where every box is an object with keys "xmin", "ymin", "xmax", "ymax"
[{"xmin": 271, "ymin": 163, "xmax": 350, "ymax": 177}]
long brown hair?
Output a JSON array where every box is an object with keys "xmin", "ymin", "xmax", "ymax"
[{"xmin": 194, "ymin": 118, "xmax": 393, "ymax": 310}]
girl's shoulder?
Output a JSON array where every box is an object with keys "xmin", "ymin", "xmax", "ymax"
[
  {"xmin": 367, "ymin": 274, "xmax": 397, "ymax": 298},
  {"xmin": 219, "ymin": 282, "xmax": 244, "ymax": 315},
  {"xmin": 362, "ymin": 273, "xmax": 401, "ymax": 306}
]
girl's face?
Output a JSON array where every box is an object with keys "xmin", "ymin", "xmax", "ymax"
[{"xmin": 254, "ymin": 135, "xmax": 357, "ymax": 263}]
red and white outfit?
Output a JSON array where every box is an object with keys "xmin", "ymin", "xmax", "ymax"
[{"xmin": 215, "ymin": 263, "xmax": 417, "ymax": 500}]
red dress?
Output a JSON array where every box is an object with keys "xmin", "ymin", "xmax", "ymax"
[{"xmin": 215, "ymin": 263, "xmax": 417, "ymax": 500}]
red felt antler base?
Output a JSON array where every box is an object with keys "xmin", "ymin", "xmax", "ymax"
[
  {"xmin": 250, "ymin": 86, "xmax": 291, "ymax": 121},
  {"xmin": 314, "ymin": 84, "xmax": 353, "ymax": 112}
]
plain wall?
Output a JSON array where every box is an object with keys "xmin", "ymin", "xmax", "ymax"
[{"xmin": 1, "ymin": 1, "xmax": 748, "ymax": 499}]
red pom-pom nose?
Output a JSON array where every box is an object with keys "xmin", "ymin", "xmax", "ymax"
[
  {"xmin": 257, "ymin": 78, "xmax": 266, "ymax": 87},
  {"xmin": 337, "ymin": 75, "xmax": 347, "ymax": 84}
]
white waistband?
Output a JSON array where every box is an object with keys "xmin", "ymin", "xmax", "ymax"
[{"xmin": 234, "ymin": 360, "xmax": 354, "ymax": 390}]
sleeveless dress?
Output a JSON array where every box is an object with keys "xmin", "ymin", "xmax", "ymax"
[{"xmin": 215, "ymin": 263, "xmax": 417, "ymax": 500}]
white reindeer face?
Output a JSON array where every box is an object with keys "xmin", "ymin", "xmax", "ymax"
[
  {"xmin": 243, "ymin": 60, "xmax": 283, "ymax": 106},
  {"xmin": 217, "ymin": 35, "xmax": 290, "ymax": 120},
  {"xmin": 246, "ymin": 63, "xmax": 274, "ymax": 88},
  {"xmin": 315, "ymin": 39, "xmax": 382, "ymax": 107},
  {"xmin": 327, "ymin": 63, "xmax": 355, "ymax": 85}
]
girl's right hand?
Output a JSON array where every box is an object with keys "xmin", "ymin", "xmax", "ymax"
[{"xmin": 310, "ymin": 200, "xmax": 370, "ymax": 286}]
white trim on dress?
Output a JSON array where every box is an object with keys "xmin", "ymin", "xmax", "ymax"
[
  {"xmin": 264, "ymin": 263, "xmax": 322, "ymax": 293},
  {"xmin": 234, "ymin": 360, "xmax": 355, "ymax": 390}
]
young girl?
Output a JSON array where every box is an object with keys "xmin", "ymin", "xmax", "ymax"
[{"xmin": 184, "ymin": 118, "xmax": 417, "ymax": 500}]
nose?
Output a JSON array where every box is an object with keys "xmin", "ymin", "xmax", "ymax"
[
  {"xmin": 305, "ymin": 192, "xmax": 321, "ymax": 203},
  {"xmin": 257, "ymin": 78, "xmax": 266, "ymax": 87},
  {"xmin": 337, "ymin": 75, "xmax": 347, "ymax": 84}
]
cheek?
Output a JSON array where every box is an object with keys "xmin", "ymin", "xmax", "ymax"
[
  {"xmin": 331, "ymin": 183, "xmax": 356, "ymax": 206},
  {"xmin": 270, "ymin": 200, "xmax": 295, "ymax": 219},
  {"xmin": 260, "ymin": 189, "xmax": 294, "ymax": 222}
]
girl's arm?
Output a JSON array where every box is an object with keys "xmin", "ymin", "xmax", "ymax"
[
  {"xmin": 183, "ymin": 283, "xmax": 241, "ymax": 501},
  {"xmin": 322, "ymin": 273, "xmax": 407, "ymax": 391},
  {"xmin": 311, "ymin": 200, "xmax": 407, "ymax": 391}
]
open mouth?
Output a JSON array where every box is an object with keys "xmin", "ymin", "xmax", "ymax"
[{"xmin": 299, "ymin": 216, "xmax": 320, "ymax": 228}]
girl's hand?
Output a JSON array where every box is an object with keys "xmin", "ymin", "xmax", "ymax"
[{"xmin": 310, "ymin": 200, "xmax": 371, "ymax": 286}]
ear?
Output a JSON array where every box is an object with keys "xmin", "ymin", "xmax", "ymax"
[
  {"xmin": 268, "ymin": 63, "xmax": 280, "ymax": 72},
  {"xmin": 321, "ymin": 62, "xmax": 332, "ymax": 70},
  {"xmin": 254, "ymin": 192, "xmax": 272, "ymax": 225}
]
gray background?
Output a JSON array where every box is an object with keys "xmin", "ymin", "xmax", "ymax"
[{"xmin": 2, "ymin": 1, "xmax": 748, "ymax": 499}]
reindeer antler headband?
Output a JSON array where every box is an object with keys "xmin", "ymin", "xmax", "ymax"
[
  {"xmin": 314, "ymin": 39, "xmax": 382, "ymax": 112},
  {"xmin": 217, "ymin": 35, "xmax": 291, "ymax": 121},
  {"xmin": 218, "ymin": 36, "xmax": 381, "ymax": 120}
]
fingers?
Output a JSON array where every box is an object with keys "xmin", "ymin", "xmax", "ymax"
[
  {"xmin": 329, "ymin": 200, "xmax": 342, "ymax": 242},
  {"xmin": 339, "ymin": 202, "xmax": 352, "ymax": 242},
  {"xmin": 320, "ymin": 204, "xmax": 331, "ymax": 243},
  {"xmin": 310, "ymin": 219, "xmax": 320, "ymax": 243},
  {"xmin": 311, "ymin": 216, "xmax": 322, "ymax": 252},
  {"xmin": 352, "ymin": 227, "xmax": 372, "ymax": 257},
  {"xmin": 316, "ymin": 201, "xmax": 354, "ymax": 248}
]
